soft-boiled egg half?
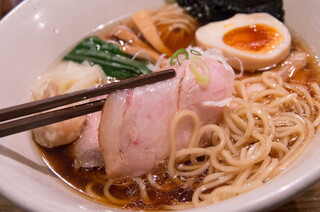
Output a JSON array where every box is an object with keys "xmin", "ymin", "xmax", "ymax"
[{"xmin": 196, "ymin": 13, "xmax": 291, "ymax": 71}]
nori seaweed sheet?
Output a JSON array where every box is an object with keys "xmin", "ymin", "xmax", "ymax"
[{"xmin": 176, "ymin": 0, "xmax": 284, "ymax": 24}]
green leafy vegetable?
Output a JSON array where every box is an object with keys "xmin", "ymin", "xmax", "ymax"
[{"xmin": 63, "ymin": 36, "xmax": 151, "ymax": 79}]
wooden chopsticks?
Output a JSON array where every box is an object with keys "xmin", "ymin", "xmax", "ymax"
[{"xmin": 0, "ymin": 69, "xmax": 176, "ymax": 137}]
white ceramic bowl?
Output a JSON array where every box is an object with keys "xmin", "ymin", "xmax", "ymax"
[{"xmin": 0, "ymin": 0, "xmax": 320, "ymax": 211}]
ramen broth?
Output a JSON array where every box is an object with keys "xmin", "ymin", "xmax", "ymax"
[{"xmin": 38, "ymin": 144, "xmax": 201, "ymax": 210}]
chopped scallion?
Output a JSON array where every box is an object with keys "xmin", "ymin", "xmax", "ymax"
[
  {"xmin": 170, "ymin": 48, "xmax": 189, "ymax": 66},
  {"xmin": 190, "ymin": 57, "xmax": 210, "ymax": 86}
]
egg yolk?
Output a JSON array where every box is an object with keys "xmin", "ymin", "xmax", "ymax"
[{"xmin": 223, "ymin": 24, "xmax": 283, "ymax": 54}]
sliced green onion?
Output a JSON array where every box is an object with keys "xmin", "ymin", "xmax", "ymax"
[
  {"xmin": 170, "ymin": 48, "xmax": 189, "ymax": 66},
  {"xmin": 190, "ymin": 49, "xmax": 202, "ymax": 56},
  {"xmin": 190, "ymin": 56, "xmax": 210, "ymax": 86}
]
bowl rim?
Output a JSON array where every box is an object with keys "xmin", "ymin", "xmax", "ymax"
[{"xmin": 1, "ymin": 0, "xmax": 320, "ymax": 212}]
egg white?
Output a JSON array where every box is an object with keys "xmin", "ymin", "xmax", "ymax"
[{"xmin": 196, "ymin": 13, "xmax": 291, "ymax": 71}]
